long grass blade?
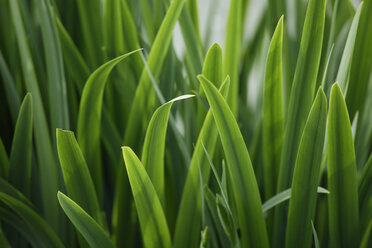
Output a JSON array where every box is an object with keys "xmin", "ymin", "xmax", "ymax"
[
  {"xmin": 9, "ymin": 93, "xmax": 33, "ymax": 197},
  {"xmin": 122, "ymin": 147, "xmax": 172, "ymax": 248},
  {"xmin": 286, "ymin": 88, "xmax": 327, "ymax": 248},
  {"xmin": 274, "ymin": 0, "xmax": 327, "ymax": 244},
  {"xmin": 198, "ymin": 75, "xmax": 269, "ymax": 247},
  {"xmin": 328, "ymin": 83, "xmax": 359, "ymax": 247},
  {"xmin": 77, "ymin": 49, "xmax": 141, "ymax": 202}
]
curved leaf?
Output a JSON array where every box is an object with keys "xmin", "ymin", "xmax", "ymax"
[
  {"xmin": 328, "ymin": 83, "xmax": 359, "ymax": 247},
  {"xmin": 286, "ymin": 88, "xmax": 328, "ymax": 248},
  {"xmin": 77, "ymin": 49, "xmax": 141, "ymax": 202},
  {"xmin": 198, "ymin": 75, "xmax": 269, "ymax": 248},
  {"xmin": 122, "ymin": 147, "xmax": 172, "ymax": 248},
  {"xmin": 57, "ymin": 192, "xmax": 114, "ymax": 248},
  {"xmin": 142, "ymin": 95, "xmax": 194, "ymax": 204}
]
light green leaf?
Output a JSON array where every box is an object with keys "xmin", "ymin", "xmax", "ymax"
[
  {"xmin": 174, "ymin": 77, "xmax": 229, "ymax": 248},
  {"xmin": 263, "ymin": 16, "xmax": 284, "ymax": 201},
  {"xmin": 77, "ymin": 49, "xmax": 141, "ymax": 202},
  {"xmin": 198, "ymin": 75, "xmax": 269, "ymax": 248},
  {"xmin": 9, "ymin": 93, "xmax": 33, "ymax": 197},
  {"xmin": 142, "ymin": 95, "xmax": 194, "ymax": 204},
  {"xmin": 311, "ymin": 220, "xmax": 320, "ymax": 248},
  {"xmin": 328, "ymin": 83, "xmax": 359, "ymax": 247},
  {"xmin": 262, "ymin": 187, "xmax": 329, "ymax": 213},
  {"xmin": 224, "ymin": 0, "xmax": 242, "ymax": 115},
  {"xmin": 56, "ymin": 129, "xmax": 103, "ymax": 227},
  {"xmin": 57, "ymin": 192, "xmax": 114, "ymax": 248},
  {"xmin": 122, "ymin": 147, "xmax": 172, "ymax": 248},
  {"xmin": 286, "ymin": 88, "xmax": 328, "ymax": 248},
  {"xmin": 274, "ymin": 0, "xmax": 327, "ymax": 244}
]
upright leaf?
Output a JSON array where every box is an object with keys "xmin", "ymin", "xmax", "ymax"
[
  {"xmin": 286, "ymin": 88, "xmax": 327, "ymax": 248},
  {"xmin": 198, "ymin": 75, "xmax": 269, "ymax": 248},
  {"xmin": 263, "ymin": 16, "xmax": 284, "ymax": 201},
  {"xmin": 10, "ymin": 0, "xmax": 59, "ymax": 227},
  {"xmin": 274, "ymin": 0, "xmax": 327, "ymax": 244},
  {"xmin": 77, "ymin": 49, "xmax": 140, "ymax": 202},
  {"xmin": 358, "ymin": 153, "xmax": 372, "ymax": 233},
  {"xmin": 328, "ymin": 83, "xmax": 359, "ymax": 247},
  {"xmin": 142, "ymin": 95, "xmax": 194, "ymax": 204},
  {"xmin": 224, "ymin": 0, "xmax": 242, "ymax": 115},
  {"xmin": 9, "ymin": 93, "xmax": 33, "ymax": 197},
  {"xmin": 122, "ymin": 147, "xmax": 172, "ymax": 248},
  {"xmin": 56, "ymin": 129, "xmax": 103, "ymax": 227},
  {"xmin": 57, "ymin": 192, "xmax": 114, "ymax": 248}
]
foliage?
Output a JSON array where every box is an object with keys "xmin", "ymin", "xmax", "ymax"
[{"xmin": 0, "ymin": 0, "xmax": 371, "ymax": 247}]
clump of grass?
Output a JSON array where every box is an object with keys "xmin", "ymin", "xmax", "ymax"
[{"xmin": 0, "ymin": 0, "xmax": 371, "ymax": 247}]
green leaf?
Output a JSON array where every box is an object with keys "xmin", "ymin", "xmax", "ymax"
[
  {"xmin": 311, "ymin": 220, "xmax": 320, "ymax": 248},
  {"xmin": 56, "ymin": 129, "xmax": 103, "ymax": 227},
  {"xmin": 77, "ymin": 49, "xmax": 141, "ymax": 202},
  {"xmin": 336, "ymin": 2, "xmax": 363, "ymax": 94},
  {"xmin": 286, "ymin": 88, "xmax": 328, "ymax": 248},
  {"xmin": 346, "ymin": 0, "xmax": 372, "ymax": 120},
  {"xmin": 36, "ymin": 0, "xmax": 70, "ymax": 132},
  {"xmin": 0, "ymin": 193, "xmax": 64, "ymax": 248},
  {"xmin": 103, "ymin": 0, "xmax": 125, "ymax": 57},
  {"xmin": 9, "ymin": 93, "xmax": 33, "ymax": 197},
  {"xmin": 360, "ymin": 219, "xmax": 372, "ymax": 248},
  {"xmin": 274, "ymin": 0, "xmax": 327, "ymax": 244},
  {"xmin": 262, "ymin": 187, "xmax": 329, "ymax": 213},
  {"xmin": 174, "ymin": 77, "xmax": 229, "ymax": 248},
  {"xmin": 328, "ymin": 83, "xmax": 359, "ymax": 247},
  {"xmin": 122, "ymin": 147, "xmax": 172, "ymax": 248},
  {"xmin": 198, "ymin": 75, "xmax": 269, "ymax": 248},
  {"xmin": 9, "ymin": 0, "xmax": 59, "ymax": 227},
  {"xmin": 262, "ymin": 16, "xmax": 284, "ymax": 200},
  {"xmin": 224, "ymin": 0, "xmax": 242, "ymax": 115},
  {"xmin": 57, "ymin": 192, "xmax": 114, "ymax": 248},
  {"xmin": 124, "ymin": 0, "xmax": 186, "ymax": 150},
  {"xmin": 142, "ymin": 95, "xmax": 194, "ymax": 204}
]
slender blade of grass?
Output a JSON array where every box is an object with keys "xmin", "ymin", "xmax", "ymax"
[
  {"xmin": 77, "ymin": 49, "xmax": 141, "ymax": 202},
  {"xmin": 0, "ymin": 138, "xmax": 9, "ymax": 178},
  {"xmin": 286, "ymin": 88, "xmax": 327, "ymax": 248},
  {"xmin": 57, "ymin": 192, "xmax": 114, "ymax": 248},
  {"xmin": 122, "ymin": 147, "xmax": 172, "ymax": 248},
  {"xmin": 274, "ymin": 0, "xmax": 327, "ymax": 244},
  {"xmin": 142, "ymin": 95, "xmax": 194, "ymax": 204},
  {"xmin": 198, "ymin": 75, "xmax": 269, "ymax": 247},
  {"xmin": 328, "ymin": 83, "xmax": 359, "ymax": 247},
  {"xmin": 358, "ymin": 153, "xmax": 372, "ymax": 233},
  {"xmin": 263, "ymin": 16, "xmax": 284, "ymax": 201},
  {"xmin": 174, "ymin": 78, "xmax": 229, "ymax": 248},
  {"xmin": 9, "ymin": 0, "xmax": 59, "ymax": 228},
  {"xmin": 56, "ymin": 129, "xmax": 103, "ymax": 227},
  {"xmin": 224, "ymin": 0, "xmax": 242, "ymax": 115},
  {"xmin": 9, "ymin": 93, "xmax": 33, "ymax": 197}
]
